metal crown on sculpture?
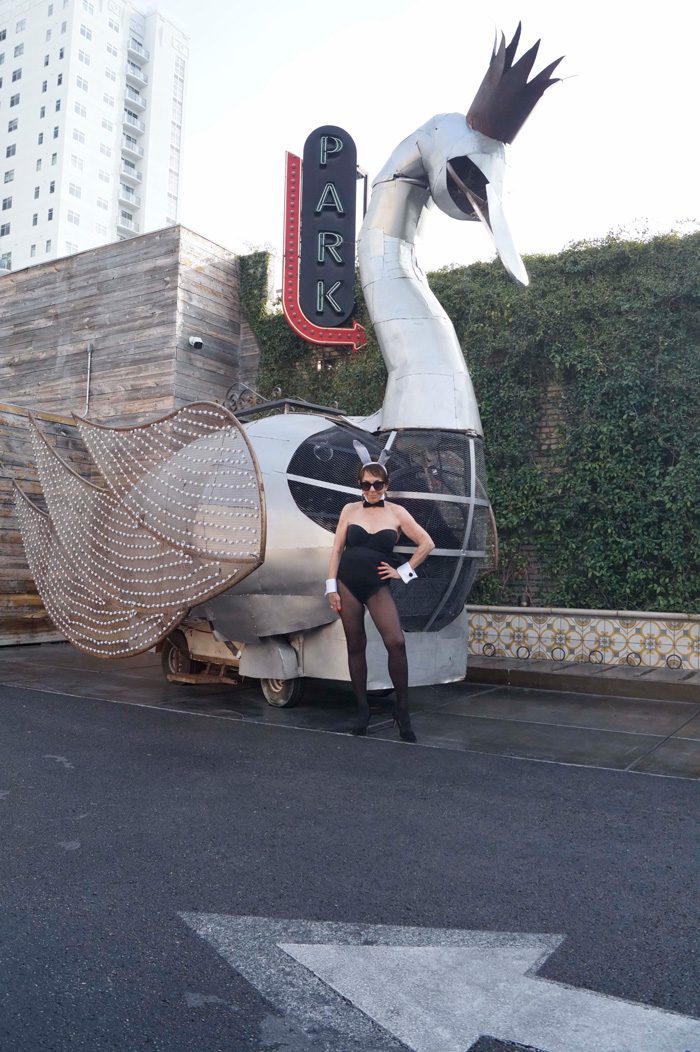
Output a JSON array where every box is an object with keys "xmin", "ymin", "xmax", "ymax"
[{"xmin": 16, "ymin": 26, "xmax": 559, "ymax": 686}]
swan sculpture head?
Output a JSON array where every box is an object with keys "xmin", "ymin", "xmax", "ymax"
[{"xmin": 416, "ymin": 25, "xmax": 563, "ymax": 286}]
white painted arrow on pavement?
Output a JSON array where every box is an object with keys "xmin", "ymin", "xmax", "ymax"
[{"xmin": 181, "ymin": 914, "xmax": 700, "ymax": 1052}]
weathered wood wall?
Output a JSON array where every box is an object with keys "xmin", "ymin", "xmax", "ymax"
[
  {"xmin": 0, "ymin": 225, "xmax": 262, "ymax": 644},
  {"xmin": 0, "ymin": 225, "xmax": 260, "ymax": 423}
]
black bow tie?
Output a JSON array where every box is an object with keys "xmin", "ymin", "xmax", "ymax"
[{"xmin": 363, "ymin": 498, "xmax": 385, "ymax": 508}]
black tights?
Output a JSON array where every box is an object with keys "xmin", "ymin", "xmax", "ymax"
[{"xmin": 338, "ymin": 582, "xmax": 410, "ymax": 726}]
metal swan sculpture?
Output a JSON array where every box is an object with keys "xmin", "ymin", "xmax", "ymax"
[{"xmin": 16, "ymin": 26, "xmax": 561, "ymax": 694}]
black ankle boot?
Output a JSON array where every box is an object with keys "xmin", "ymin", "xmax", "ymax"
[
  {"xmin": 350, "ymin": 703, "xmax": 371, "ymax": 736},
  {"xmin": 392, "ymin": 706, "xmax": 417, "ymax": 743}
]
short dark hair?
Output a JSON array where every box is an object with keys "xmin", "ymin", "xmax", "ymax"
[{"xmin": 357, "ymin": 463, "xmax": 389, "ymax": 486}]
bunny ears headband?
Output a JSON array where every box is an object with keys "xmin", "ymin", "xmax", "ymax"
[{"xmin": 352, "ymin": 431, "xmax": 397, "ymax": 470}]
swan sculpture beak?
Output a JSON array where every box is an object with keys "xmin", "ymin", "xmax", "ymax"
[{"xmin": 416, "ymin": 113, "xmax": 529, "ymax": 287}]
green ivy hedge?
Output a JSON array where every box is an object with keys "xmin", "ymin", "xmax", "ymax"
[{"xmin": 240, "ymin": 231, "xmax": 700, "ymax": 613}]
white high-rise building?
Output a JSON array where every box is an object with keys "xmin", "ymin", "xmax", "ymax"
[{"xmin": 0, "ymin": 0, "xmax": 188, "ymax": 272}]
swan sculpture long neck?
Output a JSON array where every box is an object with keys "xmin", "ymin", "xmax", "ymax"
[{"xmin": 357, "ymin": 120, "xmax": 484, "ymax": 436}]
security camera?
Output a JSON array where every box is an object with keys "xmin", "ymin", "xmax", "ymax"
[{"xmin": 188, "ymin": 336, "xmax": 204, "ymax": 349}]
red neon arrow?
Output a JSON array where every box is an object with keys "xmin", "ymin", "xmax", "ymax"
[{"xmin": 282, "ymin": 152, "xmax": 366, "ymax": 352}]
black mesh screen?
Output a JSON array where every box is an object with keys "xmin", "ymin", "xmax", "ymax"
[{"xmin": 287, "ymin": 425, "xmax": 490, "ymax": 632}]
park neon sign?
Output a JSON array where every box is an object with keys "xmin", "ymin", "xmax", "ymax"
[{"xmin": 283, "ymin": 125, "xmax": 366, "ymax": 350}]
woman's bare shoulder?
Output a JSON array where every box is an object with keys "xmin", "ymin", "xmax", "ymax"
[{"xmin": 339, "ymin": 501, "xmax": 363, "ymax": 519}]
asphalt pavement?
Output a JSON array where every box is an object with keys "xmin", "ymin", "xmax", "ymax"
[{"xmin": 0, "ymin": 644, "xmax": 698, "ymax": 1052}]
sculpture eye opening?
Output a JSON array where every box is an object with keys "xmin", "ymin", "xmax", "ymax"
[{"xmin": 446, "ymin": 156, "xmax": 488, "ymax": 218}]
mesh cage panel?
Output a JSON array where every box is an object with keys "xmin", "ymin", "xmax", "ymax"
[{"xmin": 287, "ymin": 425, "xmax": 490, "ymax": 631}]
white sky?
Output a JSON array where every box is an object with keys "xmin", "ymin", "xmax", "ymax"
[{"xmin": 158, "ymin": 0, "xmax": 698, "ymax": 274}]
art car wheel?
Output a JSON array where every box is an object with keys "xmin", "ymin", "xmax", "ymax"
[
  {"xmin": 260, "ymin": 677, "xmax": 305, "ymax": 708},
  {"xmin": 161, "ymin": 631, "xmax": 204, "ymax": 680}
]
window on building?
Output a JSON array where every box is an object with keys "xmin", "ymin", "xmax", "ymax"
[
  {"xmin": 48, "ymin": 207, "xmax": 53, "ymax": 219},
  {"xmin": 55, "ymin": 99, "xmax": 61, "ymax": 111},
  {"xmin": 103, "ymin": 93, "xmax": 114, "ymax": 107},
  {"xmin": 51, "ymin": 152, "xmax": 57, "ymax": 165},
  {"xmin": 9, "ymin": 93, "xmax": 19, "ymax": 107},
  {"xmin": 0, "ymin": 223, "xmax": 10, "ymax": 236},
  {"xmin": 4, "ymin": 170, "xmax": 14, "ymax": 183},
  {"xmin": 98, "ymin": 170, "xmax": 110, "ymax": 183},
  {"xmin": 106, "ymin": 43, "xmax": 117, "ymax": 57},
  {"xmin": 101, "ymin": 117, "xmax": 112, "ymax": 132},
  {"xmin": 0, "ymin": 54, "xmax": 4, "ymax": 67},
  {"xmin": 97, "ymin": 197, "xmax": 108, "ymax": 210},
  {"xmin": 65, "ymin": 241, "xmax": 77, "ymax": 253},
  {"xmin": 99, "ymin": 143, "xmax": 111, "ymax": 157},
  {"xmin": 49, "ymin": 180, "xmax": 55, "ymax": 193},
  {"xmin": 95, "ymin": 222, "xmax": 107, "ymax": 236},
  {"xmin": 8, "ymin": 119, "xmax": 18, "ymax": 133},
  {"xmin": 11, "ymin": 67, "xmax": 21, "ymax": 80},
  {"xmin": 71, "ymin": 154, "xmax": 83, "ymax": 170},
  {"xmin": 69, "ymin": 182, "xmax": 81, "ymax": 198},
  {"xmin": 40, "ymin": 106, "xmax": 46, "ymax": 118},
  {"xmin": 32, "ymin": 213, "xmax": 38, "ymax": 225},
  {"xmin": 16, "ymin": 19, "xmax": 26, "ymax": 32},
  {"xmin": 0, "ymin": 30, "xmax": 6, "ymax": 41},
  {"xmin": 52, "ymin": 125, "xmax": 59, "ymax": 139},
  {"xmin": 36, "ymin": 158, "xmax": 42, "ymax": 171},
  {"xmin": 0, "ymin": 253, "xmax": 11, "ymax": 271},
  {"xmin": 48, "ymin": 3, "xmax": 54, "ymax": 14},
  {"xmin": 57, "ymin": 73, "xmax": 62, "ymax": 85},
  {"xmin": 46, "ymin": 240, "xmax": 52, "ymax": 252},
  {"xmin": 37, "ymin": 131, "xmax": 43, "ymax": 144},
  {"xmin": 76, "ymin": 75, "xmax": 88, "ymax": 91},
  {"xmin": 42, "ymin": 80, "xmax": 47, "ymax": 92},
  {"xmin": 46, "ymin": 29, "xmax": 51, "ymax": 41},
  {"xmin": 34, "ymin": 186, "xmax": 40, "ymax": 198},
  {"xmin": 59, "ymin": 47, "xmax": 64, "ymax": 58},
  {"xmin": 61, "ymin": 22, "xmax": 67, "ymax": 33},
  {"xmin": 80, "ymin": 24, "xmax": 92, "ymax": 39},
  {"xmin": 72, "ymin": 128, "xmax": 85, "ymax": 143},
  {"xmin": 67, "ymin": 209, "xmax": 79, "ymax": 225},
  {"xmin": 6, "ymin": 144, "xmax": 15, "ymax": 158},
  {"xmin": 105, "ymin": 67, "xmax": 116, "ymax": 81},
  {"xmin": 44, "ymin": 55, "xmax": 50, "ymax": 66},
  {"xmin": 74, "ymin": 102, "xmax": 86, "ymax": 117},
  {"xmin": 13, "ymin": 44, "xmax": 23, "ymax": 57},
  {"xmin": 30, "ymin": 244, "xmax": 37, "ymax": 257},
  {"xmin": 108, "ymin": 18, "xmax": 119, "ymax": 31},
  {"xmin": 82, "ymin": 0, "xmax": 94, "ymax": 13},
  {"xmin": 1, "ymin": 196, "xmax": 11, "ymax": 210},
  {"xmin": 78, "ymin": 49, "xmax": 90, "ymax": 65}
]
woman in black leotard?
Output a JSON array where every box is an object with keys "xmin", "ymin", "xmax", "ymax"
[{"xmin": 325, "ymin": 462, "xmax": 434, "ymax": 740}]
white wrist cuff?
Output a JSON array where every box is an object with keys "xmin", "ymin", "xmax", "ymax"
[
  {"xmin": 325, "ymin": 578, "xmax": 338, "ymax": 595},
  {"xmin": 397, "ymin": 562, "xmax": 418, "ymax": 584}
]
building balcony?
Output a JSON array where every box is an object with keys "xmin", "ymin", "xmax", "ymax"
[
  {"xmin": 120, "ymin": 162, "xmax": 142, "ymax": 185},
  {"xmin": 117, "ymin": 215, "xmax": 139, "ymax": 234},
  {"xmin": 121, "ymin": 136, "xmax": 144, "ymax": 160},
  {"xmin": 125, "ymin": 64, "xmax": 148, "ymax": 89},
  {"xmin": 125, "ymin": 86, "xmax": 146, "ymax": 111},
  {"xmin": 127, "ymin": 39, "xmax": 150, "ymax": 63},
  {"xmin": 118, "ymin": 184, "xmax": 141, "ymax": 208},
  {"xmin": 122, "ymin": 111, "xmax": 145, "ymax": 135}
]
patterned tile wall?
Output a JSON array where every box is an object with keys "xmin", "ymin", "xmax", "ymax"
[{"xmin": 467, "ymin": 606, "xmax": 700, "ymax": 671}]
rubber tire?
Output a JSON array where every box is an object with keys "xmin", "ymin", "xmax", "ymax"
[
  {"xmin": 260, "ymin": 677, "xmax": 305, "ymax": 708},
  {"xmin": 161, "ymin": 631, "xmax": 204, "ymax": 680}
]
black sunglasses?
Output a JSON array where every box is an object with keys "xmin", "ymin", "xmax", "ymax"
[{"xmin": 361, "ymin": 480, "xmax": 386, "ymax": 492}]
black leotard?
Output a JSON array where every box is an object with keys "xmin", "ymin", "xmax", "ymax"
[{"xmin": 337, "ymin": 524, "xmax": 399, "ymax": 605}]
